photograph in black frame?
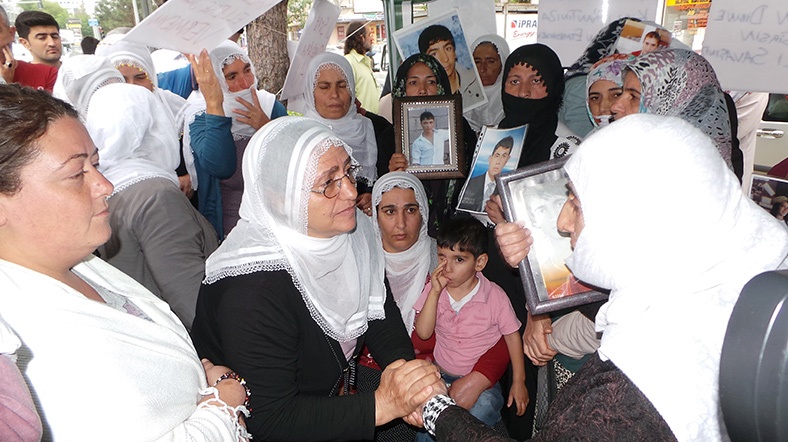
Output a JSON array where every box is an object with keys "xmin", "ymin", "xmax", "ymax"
[
  {"xmin": 393, "ymin": 95, "xmax": 465, "ymax": 179},
  {"xmin": 496, "ymin": 157, "xmax": 608, "ymax": 315}
]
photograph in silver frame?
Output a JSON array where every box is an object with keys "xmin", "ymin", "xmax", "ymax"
[
  {"xmin": 394, "ymin": 95, "xmax": 465, "ymax": 180},
  {"xmin": 497, "ymin": 157, "xmax": 608, "ymax": 314}
]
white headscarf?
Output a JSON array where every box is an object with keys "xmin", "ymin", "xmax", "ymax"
[
  {"xmin": 52, "ymin": 55, "xmax": 124, "ymax": 118},
  {"xmin": 95, "ymin": 33, "xmax": 187, "ymax": 131},
  {"xmin": 464, "ymin": 35, "xmax": 509, "ymax": 132},
  {"xmin": 85, "ymin": 83, "xmax": 179, "ymax": 195},
  {"xmin": 303, "ymin": 52, "xmax": 378, "ymax": 186},
  {"xmin": 563, "ymin": 114, "xmax": 788, "ymax": 441},
  {"xmin": 204, "ymin": 117, "xmax": 386, "ymax": 342},
  {"xmin": 371, "ymin": 172, "xmax": 437, "ymax": 333},
  {"xmin": 182, "ymin": 40, "xmax": 278, "ymax": 190}
]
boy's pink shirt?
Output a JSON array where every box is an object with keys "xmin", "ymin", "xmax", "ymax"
[{"xmin": 414, "ymin": 272, "xmax": 521, "ymax": 376}]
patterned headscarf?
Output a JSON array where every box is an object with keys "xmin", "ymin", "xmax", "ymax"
[
  {"xmin": 585, "ymin": 53, "xmax": 636, "ymax": 128},
  {"xmin": 626, "ymin": 49, "xmax": 733, "ymax": 169},
  {"xmin": 564, "ymin": 18, "xmax": 639, "ymax": 80},
  {"xmin": 392, "ymin": 53, "xmax": 452, "ymax": 98}
]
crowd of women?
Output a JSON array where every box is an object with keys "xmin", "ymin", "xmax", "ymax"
[{"xmin": 0, "ymin": 14, "xmax": 785, "ymax": 442}]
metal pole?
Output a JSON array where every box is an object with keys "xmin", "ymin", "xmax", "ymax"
[{"xmin": 131, "ymin": 0, "xmax": 140, "ymax": 25}]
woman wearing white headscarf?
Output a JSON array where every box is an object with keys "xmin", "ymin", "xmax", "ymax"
[
  {"xmin": 371, "ymin": 172, "xmax": 436, "ymax": 333},
  {"xmin": 497, "ymin": 114, "xmax": 788, "ymax": 441},
  {"xmin": 464, "ymin": 35, "xmax": 509, "ymax": 133},
  {"xmin": 304, "ymin": 52, "xmax": 383, "ymax": 214},
  {"xmin": 52, "ymin": 54, "xmax": 124, "ymax": 117},
  {"xmin": 95, "ymin": 34, "xmax": 187, "ymax": 128},
  {"xmin": 86, "ymin": 83, "xmax": 218, "ymax": 330},
  {"xmin": 190, "ymin": 117, "xmax": 441, "ymax": 441},
  {"xmin": 183, "ymin": 41, "xmax": 287, "ymax": 238}
]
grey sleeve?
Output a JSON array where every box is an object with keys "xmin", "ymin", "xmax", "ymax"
[{"xmin": 547, "ymin": 311, "xmax": 601, "ymax": 359}]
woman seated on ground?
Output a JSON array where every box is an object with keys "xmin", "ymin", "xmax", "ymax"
[
  {"xmin": 303, "ymin": 52, "xmax": 386, "ymax": 215},
  {"xmin": 464, "ymin": 34, "xmax": 509, "ymax": 133},
  {"xmin": 0, "ymin": 84, "xmax": 248, "ymax": 440},
  {"xmin": 190, "ymin": 117, "xmax": 442, "ymax": 441},
  {"xmin": 182, "ymin": 41, "xmax": 287, "ymax": 238},
  {"xmin": 494, "ymin": 114, "xmax": 788, "ymax": 441},
  {"xmin": 85, "ymin": 83, "xmax": 218, "ymax": 330},
  {"xmin": 370, "ymin": 172, "xmax": 509, "ymax": 415},
  {"xmin": 380, "ymin": 53, "xmax": 478, "ymax": 236},
  {"xmin": 611, "ymin": 48, "xmax": 742, "ymax": 180}
]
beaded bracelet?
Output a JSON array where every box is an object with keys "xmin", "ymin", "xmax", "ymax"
[{"xmin": 214, "ymin": 371, "xmax": 252, "ymax": 414}]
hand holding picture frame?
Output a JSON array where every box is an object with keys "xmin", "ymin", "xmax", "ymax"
[
  {"xmin": 496, "ymin": 157, "xmax": 608, "ymax": 315},
  {"xmin": 394, "ymin": 95, "xmax": 466, "ymax": 180}
]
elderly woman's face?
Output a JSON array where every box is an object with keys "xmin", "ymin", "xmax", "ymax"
[
  {"xmin": 611, "ymin": 71, "xmax": 642, "ymax": 121},
  {"xmin": 474, "ymin": 43, "xmax": 502, "ymax": 87},
  {"xmin": 377, "ymin": 187, "xmax": 421, "ymax": 253},
  {"xmin": 0, "ymin": 117, "xmax": 113, "ymax": 266},
  {"xmin": 307, "ymin": 145, "xmax": 358, "ymax": 238},
  {"xmin": 314, "ymin": 66, "xmax": 352, "ymax": 119},
  {"xmin": 504, "ymin": 63, "xmax": 547, "ymax": 99},
  {"xmin": 117, "ymin": 65, "xmax": 154, "ymax": 92},
  {"xmin": 405, "ymin": 62, "xmax": 439, "ymax": 96},
  {"xmin": 556, "ymin": 189, "xmax": 584, "ymax": 250}
]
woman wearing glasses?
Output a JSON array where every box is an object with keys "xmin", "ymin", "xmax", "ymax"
[{"xmin": 190, "ymin": 117, "xmax": 442, "ymax": 441}]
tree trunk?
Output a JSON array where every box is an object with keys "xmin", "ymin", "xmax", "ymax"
[{"xmin": 247, "ymin": 0, "xmax": 289, "ymax": 98}]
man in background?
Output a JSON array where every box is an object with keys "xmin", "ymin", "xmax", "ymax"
[
  {"xmin": 0, "ymin": 6, "xmax": 57, "ymax": 91},
  {"xmin": 15, "ymin": 10, "xmax": 62, "ymax": 68},
  {"xmin": 344, "ymin": 21, "xmax": 379, "ymax": 113}
]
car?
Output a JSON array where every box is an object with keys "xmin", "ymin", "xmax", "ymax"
[{"xmin": 754, "ymin": 94, "xmax": 788, "ymax": 173}]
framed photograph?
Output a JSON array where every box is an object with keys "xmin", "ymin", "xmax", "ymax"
[
  {"xmin": 394, "ymin": 95, "xmax": 465, "ymax": 180},
  {"xmin": 457, "ymin": 124, "xmax": 527, "ymax": 214},
  {"xmin": 496, "ymin": 157, "xmax": 608, "ymax": 315},
  {"xmin": 614, "ymin": 19, "xmax": 671, "ymax": 55},
  {"xmin": 392, "ymin": 10, "xmax": 487, "ymax": 113},
  {"xmin": 750, "ymin": 174, "xmax": 788, "ymax": 224}
]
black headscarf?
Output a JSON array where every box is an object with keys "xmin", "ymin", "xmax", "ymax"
[
  {"xmin": 499, "ymin": 43, "xmax": 564, "ymax": 167},
  {"xmin": 392, "ymin": 53, "xmax": 452, "ymax": 99}
]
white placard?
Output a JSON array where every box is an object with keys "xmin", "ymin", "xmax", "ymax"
[
  {"xmin": 280, "ymin": 0, "xmax": 341, "ymax": 101},
  {"xmin": 498, "ymin": 12, "xmax": 539, "ymax": 50},
  {"xmin": 702, "ymin": 1, "xmax": 788, "ymax": 94},
  {"xmin": 427, "ymin": 0, "xmax": 496, "ymax": 46},
  {"xmin": 537, "ymin": 0, "xmax": 659, "ymax": 66},
  {"xmin": 124, "ymin": 0, "xmax": 282, "ymax": 54}
]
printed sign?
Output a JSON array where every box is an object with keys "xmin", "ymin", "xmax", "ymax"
[
  {"xmin": 124, "ymin": 0, "xmax": 281, "ymax": 54},
  {"xmin": 703, "ymin": 1, "xmax": 788, "ymax": 93}
]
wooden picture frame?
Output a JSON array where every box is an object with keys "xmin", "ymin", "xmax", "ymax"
[
  {"xmin": 497, "ymin": 157, "xmax": 608, "ymax": 315},
  {"xmin": 394, "ymin": 95, "xmax": 465, "ymax": 180}
]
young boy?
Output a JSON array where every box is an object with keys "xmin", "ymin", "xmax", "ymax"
[{"xmin": 414, "ymin": 217, "xmax": 528, "ymax": 430}]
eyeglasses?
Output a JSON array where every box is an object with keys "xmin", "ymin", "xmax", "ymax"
[{"xmin": 310, "ymin": 165, "xmax": 359, "ymax": 199}]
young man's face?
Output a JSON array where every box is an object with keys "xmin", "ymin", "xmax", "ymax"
[
  {"xmin": 420, "ymin": 118, "xmax": 435, "ymax": 133},
  {"xmin": 20, "ymin": 25, "xmax": 62, "ymax": 65},
  {"xmin": 426, "ymin": 39, "xmax": 456, "ymax": 78},
  {"xmin": 641, "ymin": 36, "xmax": 659, "ymax": 54},
  {"xmin": 487, "ymin": 145, "xmax": 511, "ymax": 179}
]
